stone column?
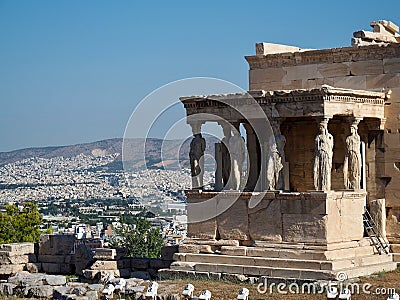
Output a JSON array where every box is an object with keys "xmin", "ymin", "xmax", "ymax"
[
  {"xmin": 313, "ymin": 117, "xmax": 334, "ymax": 191},
  {"xmin": 343, "ymin": 118, "xmax": 363, "ymax": 190},
  {"xmin": 361, "ymin": 140, "xmax": 366, "ymax": 191},
  {"xmin": 188, "ymin": 121, "xmax": 206, "ymax": 189}
]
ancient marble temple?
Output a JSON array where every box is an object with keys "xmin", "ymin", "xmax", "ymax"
[{"xmin": 160, "ymin": 21, "xmax": 400, "ymax": 281}]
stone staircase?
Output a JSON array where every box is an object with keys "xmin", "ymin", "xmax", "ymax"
[{"xmin": 159, "ymin": 239, "xmax": 396, "ymax": 281}]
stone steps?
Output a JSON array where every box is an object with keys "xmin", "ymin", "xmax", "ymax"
[
  {"xmin": 165, "ymin": 264, "xmax": 336, "ymax": 281},
  {"xmin": 340, "ymin": 261, "xmax": 397, "ymax": 278},
  {"xmin": 167, "ymin": 239, "xmax": 397, "ymax": 281},
  {"xmin": 181, "ymin": 239, "xmax": 377, "ymax": 260},
  {"xmin": 161, "ymin": 260, "xmax": 398, "ymax": 282},
  {"xmin": 221, "ymin": 244, "xmax": 376, "ymax": 261},
  {"xmin": 170, "ymin": 262, "xmax": 332, "ymax": 279},
  {"xmin": 168, "ymin": 259, "xmax": 396, "ymax": 281},
  {"xmin": 168, "ymin": 251, "xmax": 396, "ymax": 281},
  {"xmin": 173, "ymin": 252, "xmax": 393, "ymax": 271}
]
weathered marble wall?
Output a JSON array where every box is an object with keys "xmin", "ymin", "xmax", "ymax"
[{"xmin": 186, "ymin": 191, "xmax": 365, "ymax": 245}]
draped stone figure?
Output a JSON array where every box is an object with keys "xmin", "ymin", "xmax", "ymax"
[
  {"xmin": 228, "ymin": 130, "xmax": 245, "ymax": 190},
  {"xmin": 313, "ymin": 122, "xmax": 334, "ymax": 191},
  {"xmin": 266, "ymin": 135, "xmax": 284, "ymax": 190},
  {"xmin": 221, "ymin": 128, "xmax": 231, "ymax": 188},
  {"xmin": 272, "ymin": 122, "xmax": 286, "ymax": 190},
  {"xmin": 344, "ymin": 124, "xmax": 362, "ymax": 190},
  {"xmin": 189, "ymin": 133, "xmax": 206, "ymax": 189}
]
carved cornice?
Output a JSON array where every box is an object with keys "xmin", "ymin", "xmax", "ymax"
[
  {"xmin": 180, "ymin": 92, "xmax": 254, "ymax": 109},
  {"xmin": 181, "ymin": 86, "xmax": 388, "ymax": 109},
  {"xmin": 245, "ymin": 43, "xmax": 400, "ymax": 69}
]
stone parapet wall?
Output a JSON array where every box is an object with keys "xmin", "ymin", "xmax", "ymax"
[{"xmin": 186, "ymin": 191, "xmax": 365, "ymax": 245}]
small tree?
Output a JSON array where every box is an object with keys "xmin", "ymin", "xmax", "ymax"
[
  {"xmin": 0, "ymin": 202, "xmax": 43, "ymax": 243},
  {"xmin": 111, "ymin": 216, "xmax": 163, "ymax": 258}
]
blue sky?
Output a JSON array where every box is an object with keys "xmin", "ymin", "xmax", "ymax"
[{"xmin": 1, "ymin": 0, "xmax": 399, "ymax": 152}]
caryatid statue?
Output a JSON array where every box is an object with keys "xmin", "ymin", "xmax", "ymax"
[
  {"xmin": 266, "ymin": 121, "xmax": 286, "ymax": 190},
  {"xmin": 189, "ymin": 133, "xmax": 206, "ymax": 189},
  {"xmin": 313, "ymin": 119, "xmax": 334, "ymax": 191},
  {"xmin": 221, "ymin": 124, "xmax": 231, "ymax": 188},
  {"xmin": 228, "ymin": 128, "xmax": 245, "ymax": 190},
  {"xmin": 344, "ymin": 122, "xmax": 362, "ymax": 190},
  {"xmin": 266, "ymin": 138, "xmax": 283, "ymax": 190}
]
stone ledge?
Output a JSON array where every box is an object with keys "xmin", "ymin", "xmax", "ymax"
[
  {"xmin": 0, "ymin": 243, "xmax": 35, "ymax": 256},
  {"xmin": 245, "ymin": 43, "xmax": 400, "ymax": 69},
  {"xmin": 92, "ymin": 248, "xmax": 116, "ymax": 260},
  {"xmin": 0, "ymin": 264, "xmax": 25, "ymax": 275},
  {"xmin": 184, "ymin": 238, "xmax": 239, "ymax": 246}
]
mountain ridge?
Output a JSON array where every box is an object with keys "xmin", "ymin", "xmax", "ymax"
[{"xmin": 0, "ymin": 137, "xmax": 218, "ymax": 169}]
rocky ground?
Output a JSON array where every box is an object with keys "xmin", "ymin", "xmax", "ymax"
[
  {"xmin": 0, "ymin": 271, "xmax": 149, "ymax": 299},
  {"xmin": 156, "ymin": 271, "xmax": 400, "ymax": 299},
  {"xmin": 1, "ymin": 269, "xmax": 400, "ymax": 299}
]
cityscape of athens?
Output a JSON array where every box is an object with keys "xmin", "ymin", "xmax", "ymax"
[{"xmin": 1, "ymin": 2, "xmax": 400, "ymax": 299}]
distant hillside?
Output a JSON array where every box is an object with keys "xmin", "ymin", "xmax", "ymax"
[
  {"xmin": 0, "ymin": 137, "xmax": 218, "ymax": 170},
  {"xmin": 0, "ymin": 138, "xmax": 123, "ymax": 166}
]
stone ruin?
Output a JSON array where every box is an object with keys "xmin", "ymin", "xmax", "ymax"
[
  {"xmin": 0, "ymin": 235, "xmax": 177, "ymax": 299},
  {"xmin": 159, "ymin": 20, "xmax": 400, "ymax": 281},
  {"xmin": 353, "ymin": 20, "xmax": 400, "ymax": 46}
]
